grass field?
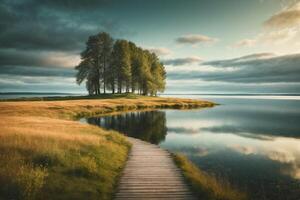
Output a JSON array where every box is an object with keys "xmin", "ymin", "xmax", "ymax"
[{"xmin": 0, "ymin": 94, "xmax": 214, "ymax": 200}]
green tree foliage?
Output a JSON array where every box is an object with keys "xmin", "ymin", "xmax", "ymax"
[
  {"xmin": 75, "ymin": 32, "xmax": 166, "ymax": 96},
  {"xmin": 112, "ymin": 40, "xmax": 132, "ymax": 93},
  {"xmin": 101, "ymin": 32, "xmax": 114, "ymax": 94}
]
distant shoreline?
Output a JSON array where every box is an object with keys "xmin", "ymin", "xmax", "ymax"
[
  {"xmin": 1, "ymin": 92, "xmax": 300, "ymax": 101},
  {"xmin": 163, "ymin": 93, "xmax": 300, "ymax": 96},
  {"xmin": 0, "ymin": 92, "xmax": 81, "ymax": 95},
  {"xmin": 1, "ymin": 92, "xmax": 299, "ymax": 96}
]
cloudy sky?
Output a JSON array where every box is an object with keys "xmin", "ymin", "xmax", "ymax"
[{"xmin": 1, "ymin": 0, "xmax": 300, "ymax": 94}]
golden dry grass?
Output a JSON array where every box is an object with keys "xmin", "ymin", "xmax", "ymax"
[
  {"xmin": 0, "ymin": 95, "xmax": 214, "ymax": 200},
  {"xmin": 173, "ymin": 154, "xmax": 247, "ymax": 200},
  {"xmin": 0, "ymin": 96, "xmax": 214, "ymax": 119},
  {"xmin": 0, "ymin": 115, "xmax": 131, "ymax": 200}
]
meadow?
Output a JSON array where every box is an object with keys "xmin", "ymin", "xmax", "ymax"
[{"xmin": 0, "ymin": 95, "xmax": 214, "ymax": 200}]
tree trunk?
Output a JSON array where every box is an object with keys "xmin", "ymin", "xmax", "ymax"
[
  {"xmin": 103, "ymin": 55, "xmax": 106, "ymax": 94},
  {"xmin": 118, "ymin": 80, "xmax": 122, "ymax": 93},
  {"xmin": 99, "ymin": 81, "xmax": 102, "ymax": 94},
  {"xmin": 126, "ymin": 82, "xmax": 129, "ymax": 93},
  {"xmin": 112, "ymin": 83, "xmax": 115, "ymax": 94}
]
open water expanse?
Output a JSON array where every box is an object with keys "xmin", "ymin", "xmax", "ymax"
[{"xmin": 86, "ymin": 95, "xmax": 300, "ymax": 200}]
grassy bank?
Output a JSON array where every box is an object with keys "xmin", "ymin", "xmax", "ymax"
[
  {"xmin": 0, "ymin": 118, "xmax": 130, "ymax": 200},
  {"xmin": 0, "ymin": 94, "xmax": 215, "ymax": 120},
  {"xmin": 0, "ymin": 95, "xmax": 214, "ymax": 200},
  {"xmin": 173, "ymin": 154, "xmax": 247, "ymax": 200}
]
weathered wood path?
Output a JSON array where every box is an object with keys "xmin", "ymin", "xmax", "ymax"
[{"xmin": 114, "ymin": 137, "xmax": 196, "ymax": 200}]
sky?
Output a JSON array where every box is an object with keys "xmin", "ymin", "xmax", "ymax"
[{"xmin": 0, "ymin": 0, "xmax": 300, "ymax": 94}]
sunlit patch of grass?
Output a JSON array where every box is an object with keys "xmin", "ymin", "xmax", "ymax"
[
  {"xmin": 0, "ymin": 95, "xmax": 215, "ymax": 120},
  {"xmin": 0, "ymin": 153, "xmax": 48, "ymax": 200},
  {"xmin": 0, "ymin": 96, "xmax": 213, "ymax": 199},
  {"xmin": 0, "ymin": 116, "xmax": 130, "ymax": 200},
  {"xmin": 173, "ymin": 154, "xmax": 247, "ymax": 200}
]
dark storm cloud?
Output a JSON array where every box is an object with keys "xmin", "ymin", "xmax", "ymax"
[
  {"xmin": 163, "ymin": 57, "xmax": 202, "ymax": 66},
  {"xmin": 0, "ymin": 65, "xmax": 75, "ymax": 77},
  {"xmin": 0, "ymin": 74, "xmax": 81, "ymax": 93},
  {"xmin": 0, "ymin": 0, "xmax": 133, "ymax": 83},
  {"xmin": 0, "ymin": 47, "xmax": 79, "ymax": 79},
  {"xmin": 35, "ymin": 0, "xmax": 110, "ymax": 11},
  {"xmin": 0, "ymin": 49, "xmax": 44, "ymax": 67},
  {"xmin": 165, "ymin": 80, "xmax": 300, "ymax": 93},
  {"xmin": 168, "ymin": 53, "xmax": 300, "ymax": 83},
  {"xmin": 203, "ymin": 53, "xmax": 276, "ymax": 67},
  {"xmin": 0, "ymin": 0, "xmax": 124, "ymax": 51}
]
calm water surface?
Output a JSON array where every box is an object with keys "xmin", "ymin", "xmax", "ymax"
[
  {"xmin": 0, "ymin": 93, "xmax": 81, "ymax": 99},
  {"xmin": 86, "ymin": 95, "xmax": 300, "ymax": 200}
]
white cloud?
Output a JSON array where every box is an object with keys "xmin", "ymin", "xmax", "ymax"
[
  {"xmin": 165, "ymin": 64, "xmax": 232, "ymax": 73},
  {"xmin": 163, "ymin": 56, "xmax": 203, "ymax": 66},
  {"xmin": 168, "ymin": 52, "xmax": 300, "ymax": 84},
  {"xmin": 232, "ymin": 2, "xmax": 300, "ymax": 48},
  {"xmin": 45, "ymin": 52, "xmax": 81, "ymax": 68},
  {"xmin": 147, "ymin": 47, "xmax": 172, "ymax": 56},
  {"xmin": 232, "ymin": 28, "xmax": 298, "ymax": 48},
  {"xmin": 264, "ymin": 2, "xmax": 300, "ymax": 29},
  {"xmin": 231, "ymin": 39, "xmax": 256, "ymax": 48},
  {"xmin": 258, "ymin": 28, "xmax": 298, "ymax": 44},
  {"xmin": 175, "ymin": 34, "xmax": 218, "ymax": 45},
  {"xmin": 0, "ymin": 48, "xmax": 80, "ymax": 68}
]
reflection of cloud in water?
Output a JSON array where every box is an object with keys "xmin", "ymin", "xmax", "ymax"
[
  {"xmin": 236, "ymin": 132, "xmax": 274, "ymax": 141},
  {"xmin": 168, "ymin": 127, "xmax": 200, "ymax": 134},
  {"xmin": 228, "ymin": 137, "xmax": 300, "ymax": 180},
  {"xmin": 165, "ymin": 129, "xmax": 300, "ymax": 180},
  {"xmin": 268, "ymin": 149, "xmax": 296, "ymax": 163},
  {"xmin": 167, "ymin": 119, "xmax": 219, "ymax": 130},
  {"xmin": 283, "ymin": 164, "xmax": 300, "ymax": 180},
  {"xmin": 202, "ymin": 125, "xmax": 286, "ymax": 140},
  {"xmin": 167, "ymin": 117, "xmax": 282, "ymax": 140},
  {"xmin": 168, "ymin": 124, "xmax": 275, "ymax": 141},
  {"xmin": 170, "ymin": 146, "xmax": 210, "ymax": 157},
  {"xmin": 197, "ymin": 148, "xmax": 209, "ymax": 157},
  {"xmin": 229, "ymin": 145, "xmax": 256, "ymax": 155}
]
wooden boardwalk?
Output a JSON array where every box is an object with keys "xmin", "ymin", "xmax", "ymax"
[{"xmin": 114, "ymin": 137, "xmax": 196, "ymax": 200}]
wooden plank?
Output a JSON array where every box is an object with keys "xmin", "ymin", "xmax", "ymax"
[{"xmin": 114, "ymin": 137, "xmax": 196, "ymax": 200}]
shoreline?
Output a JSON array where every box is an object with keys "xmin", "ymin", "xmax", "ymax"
[
  {"xmin": 0, "ymin": 95, "xmax": 215, "ymax": 200},
  {"xmin": 0, "ymin": 95, "xmax": 215, "ymax": 119}
]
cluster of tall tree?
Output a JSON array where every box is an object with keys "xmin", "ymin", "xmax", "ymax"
[{"xmin": 75, "ymin": 32, "xmax": 166, "ymax": 96}]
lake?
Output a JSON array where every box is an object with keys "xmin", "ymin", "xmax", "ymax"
[
  {"xmin": 0, "ymin": 93, "xmax": 81, "ymax": 99},
  {"xmin": 87, "ymin": 95, "xmax": 300, "ymax": 199}
]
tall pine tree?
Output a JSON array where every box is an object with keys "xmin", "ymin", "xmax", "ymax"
[{"xmin": 75, "ymin": 32, "xmax": 166, "ymax": 96}]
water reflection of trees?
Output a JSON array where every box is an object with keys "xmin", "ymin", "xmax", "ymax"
[{"xmin": 87, "ymin": 111, "xmax": 167, "ymax": 144}]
